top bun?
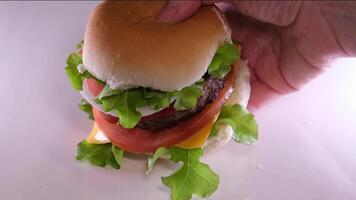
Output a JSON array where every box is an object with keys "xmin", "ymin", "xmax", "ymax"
[{"xmin": 83, "ymin": 1, "xmax": 231, "ymax": 91}]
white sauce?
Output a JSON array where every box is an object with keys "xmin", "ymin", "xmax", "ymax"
[{"xmin": 202, "ymin": 124, "xmax": 233, "ymax": 155}]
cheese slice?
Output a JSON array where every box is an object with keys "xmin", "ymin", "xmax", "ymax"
[
  {"xmin": 86, "ymin": 123, "xmax": 110, "ymax": 144},
  {"xmin": 175, "ymin": 118, "xmax": 216, "ymax": 149}
]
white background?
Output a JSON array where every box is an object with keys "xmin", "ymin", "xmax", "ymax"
[{"xmin": 0, "ymin": 2, "xmax": 355, "ymax": 200}]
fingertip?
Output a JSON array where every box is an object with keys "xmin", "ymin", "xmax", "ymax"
[
  {"xmin": 156, "ymin": 0, "xmax": 177, "ymax": 23},
  {"xmin": 247, "ymin": 81, "xmax": 281, "ymax": 112},
  {"xmin": 247, "ymin": 104, "xmax": 257, "ymax": 113},
  {"xmin": 156, "ymin": 0, "xmax": 201, "ymax": 23}
]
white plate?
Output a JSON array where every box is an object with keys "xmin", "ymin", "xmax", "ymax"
[{"xmin": 1, "ymin": 2, "xmax": 356, "ymax": 200}]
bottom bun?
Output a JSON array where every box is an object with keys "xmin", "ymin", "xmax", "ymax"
[{"xmin": 202, "ymin": 60, "xmax": 250, "ymax": 155}]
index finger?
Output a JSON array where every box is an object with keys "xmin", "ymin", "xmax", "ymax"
[{"xmin": 156, "ymin": 0, "xmax": 202, "ymax": 23}]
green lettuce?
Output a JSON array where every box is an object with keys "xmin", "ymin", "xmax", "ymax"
[
  {"xmin": 212, "ymin": 104, "xmax": 258, "ymax": 144},
  {"xmin": 95, "ymin": 87, "xmax": 145, "ymax": 129},
  {"xmin": 146, "ymin": 147, "xmax": 170, "ymax": 174},
  {"xmin": 143, "ymin": 89, "xmax": 172, "ymax": 110},
  {"xmin": 79, "ymin": 99, "xmax": 94, "ymax": 120},
  {"xmin": 97, "ymin": 84, "xmax": 123, "ymax": 100},
  {"xmin": 65, "ymin": 40, "xmax": 103, "ymax": 91},
  {"xmin": 148, "ymin": 147, "xmax": 219, "ymax": 200},
  {"xmin": 208, "ymin": 44, "xmax": 238, "ymax": 78},
  {"xmin": 76, "ymin": 140, "xmax": 124, "ymax": 169},
  {"xmin": 95, "ymin": 82, "xmax": 204, "ymax": 129},
  {"xmin": 115, "ymin": 90, "xmax": 144, "ymax": 129},
  {"xmin": 173, "ymin": 82, "xmax": 203, "ymax": 110},
  {"xmin": 76, "ymin": 40, "xmax": 84, "ymax": 49},
  {"xmin": 65, "ymin": 53, "xmax": 83, "ymax": 91}
]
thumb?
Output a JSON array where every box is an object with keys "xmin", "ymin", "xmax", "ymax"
[{"xmin": 156, "ymin": 0, "xmax": 201, "ymax": 23}]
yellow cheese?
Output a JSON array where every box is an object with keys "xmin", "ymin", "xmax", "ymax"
[
  {"xmin": 86, "ymin": 123, "xmax": 110, "ymax": 144},
  {"xmin": 175, "ymin": 118, "xmax": 216, "ymax": 149}
]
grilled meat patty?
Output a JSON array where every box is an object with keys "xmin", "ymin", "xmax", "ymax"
[{"xmin": 136, "ymin": 75, "xmax": 225, "ymax": 130}]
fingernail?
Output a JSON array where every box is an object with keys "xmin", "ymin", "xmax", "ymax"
[{"xmin": 156, "ymin": 1, "xmax": 177, "ymax": 23}]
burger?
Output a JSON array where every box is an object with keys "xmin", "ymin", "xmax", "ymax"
[{"xmin": 65, "ymin": 1, "xmax": 258, "ymax": 200}]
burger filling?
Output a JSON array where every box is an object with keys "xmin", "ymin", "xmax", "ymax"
[
  {"xmin": 137, "ymin": 75, "xmax": 225, "ymax": 130},
  {"xmin": 65, "ymin": 4, "xmax": 261, "ymax": 199},
  {"xmin": 66, "ymin": 41, "xmax": 239, "ymax": 130},
  {"xmin": 66, "ymin": 40, "xmax": 258, "ymax": 168}
]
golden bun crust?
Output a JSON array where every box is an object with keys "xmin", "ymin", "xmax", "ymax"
[{"xmin": 83, "ymin": 1, "xmax": 231, "ymax": 91}]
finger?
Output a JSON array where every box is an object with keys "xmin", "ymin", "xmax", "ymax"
[
  {"xmin": 226, "ymin": 9, "xmax": 296, "ymax": 94},
  {"xmin": 248, "ymin": 80, "xmax": 281, "ymax": 112},
  {"xmin": 231, "ymin": 1, "xmax": 302, "ymax": 26},
  {"xmin": 202, "ymin": 0, "xmax": 222, "ymax": 5},
  {"xmin": 156, "ymin": 0, "xmax": 202, "ymax": 23},
  {"xmin": 225, "ymin": 9, "xmax": 296, "ymax": 111}
]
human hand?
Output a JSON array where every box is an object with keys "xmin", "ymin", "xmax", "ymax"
[{"xmin": 157, "ymin": 1, "xmax": 356, "ymax": 111}]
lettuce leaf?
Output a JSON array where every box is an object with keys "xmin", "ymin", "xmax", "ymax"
[
  {"xmin": 76, "ymin": 40, "xmax": 84, "ymax": 49},
  {"xmin": 115, "ymin": 90, "xmax": 144, "ymax": 129},
  {"xmin": 143, "ymin": 89, "xmax": 172, "ymax": 110},
  {"xmin": 101, "ymin": 95, "xmax": 120, "ymax": 112},
  {"xmin": 95, "ymin": 80, "xmax": 204, "ymax": 128},
  {"xmin": 96, "ymin": 88, "xmax": 144, "ymax": 128},
  {"xmin": 76, "ymin": 140, "xmax": 124, "ymax": 169},
  {"xmin": 97, "ymin": 85, "xmax": 123, "ymax": 100},
  {"xmin": 212, "ymin": 104, "xmax": 258, "ymax": 144},
  {"xmin": 65, "ymin": 40, "xmax": 104, "ymax": 91},
  {"xmin": 79, "ymin": 99, "xmax": 94, "ymax": 120},
  {"xmin": 65, "ymin": 53, "xmax": 83, "ymax": 91},
  {"xmin": 112, "ymin": 145, "xmax": 124, "ymax": 167},
  {"xmin": 208, "ymin": 44, "xmax": 238, "ymax": 78},
  {"xmin": 148, "ymin": 147, "xmax": 219, "ymax": 200},
  {"xmin": 146, "ymin": 147, "xmax": 170, "ymax": 174},
  {"xmin": 65, "ymin": 54, "xmax": 103, "ymax": 91},
  {"xmin": 173, "ymin": 83, "xmax": 203, "ymax": 110}
]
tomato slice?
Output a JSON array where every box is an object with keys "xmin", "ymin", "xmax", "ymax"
[
  {"xmin": 91, "ymin": 67, "xmax": 236, "ymax": 153},
  {"xmin": 86, "ymin": 79, "xmax": 104, "ymax": 96}
]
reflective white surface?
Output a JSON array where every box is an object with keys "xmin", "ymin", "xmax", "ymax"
[{"xmin": 0, "ymin": 2, "xmax": 355, "ymax": 200}]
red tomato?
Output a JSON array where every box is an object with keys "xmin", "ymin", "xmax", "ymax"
[
  {"xmin": 85, "ymin": 79, "xmax": 104, "ymax": 96},
  {"xmin": 90, "ymin": 67, "xmax": 236, "ymax": 153}
]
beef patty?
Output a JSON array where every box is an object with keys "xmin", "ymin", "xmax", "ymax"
[{"xmin": 136, "ymin": 75, "xmax": 225, "ymax": 130}]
